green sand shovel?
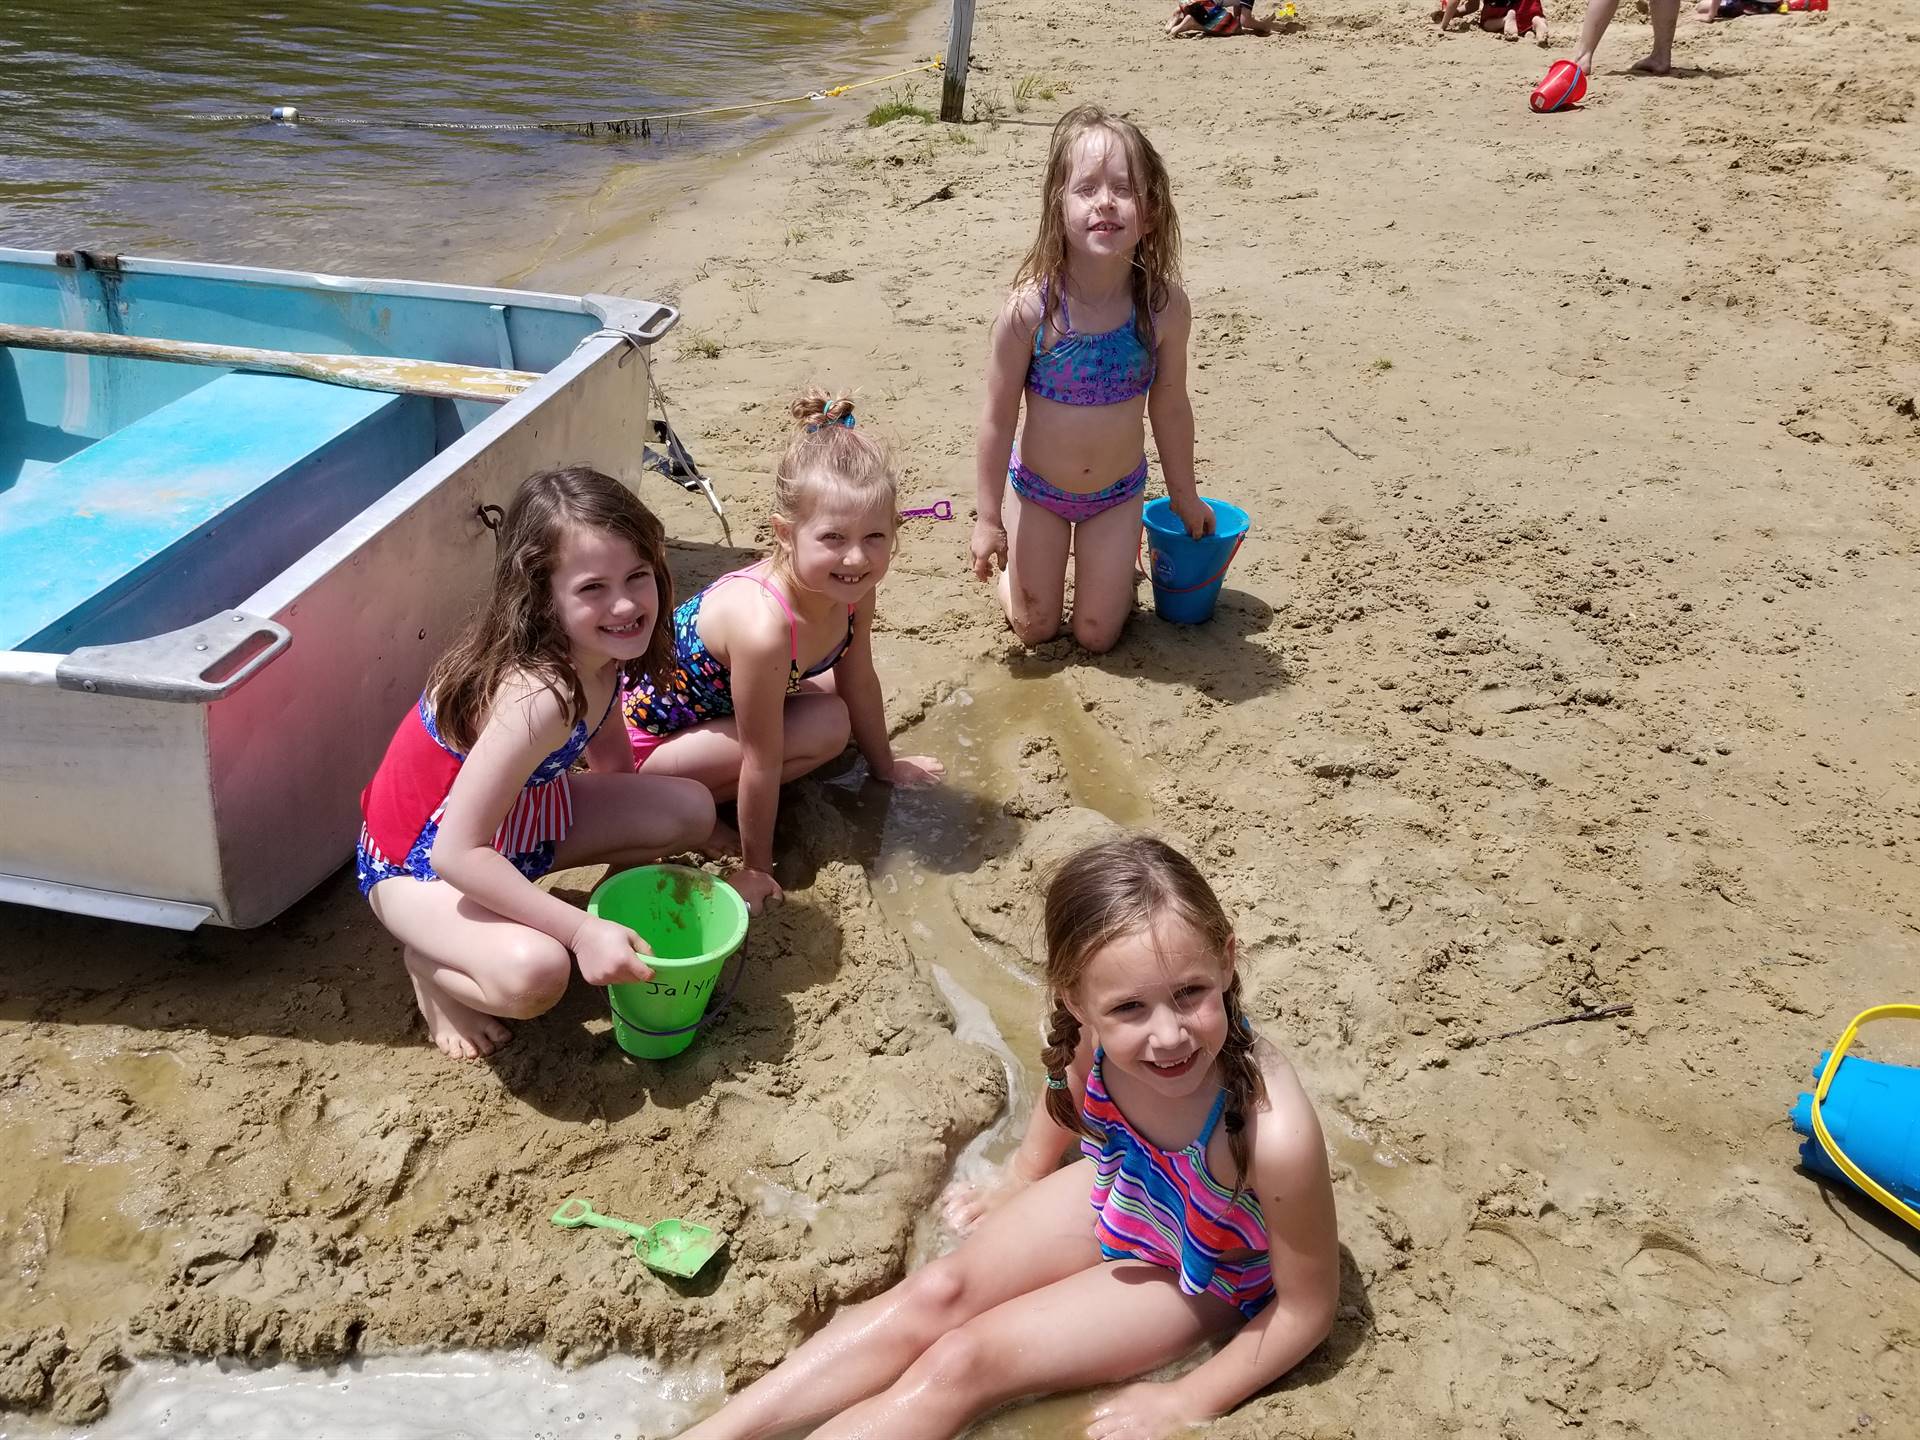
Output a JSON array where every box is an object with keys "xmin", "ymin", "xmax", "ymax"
[{"xmin": 549, "ymin": 1197, "xmax": 725, "ymax": 1279}]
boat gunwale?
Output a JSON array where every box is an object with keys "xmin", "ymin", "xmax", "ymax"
[{"xmin": 0, "ymin": 251, "xmax": 678, "ymax": 681}]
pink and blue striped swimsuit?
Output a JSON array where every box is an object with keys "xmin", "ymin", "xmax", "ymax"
[{"xmin": 1080, "ymin": 1050, "xmax": 1275, "ymax": 1318}]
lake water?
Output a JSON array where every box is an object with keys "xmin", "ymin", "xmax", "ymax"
[{"xmin": 0, "ymin": 0, "xmax": 920, "ymax": 283}]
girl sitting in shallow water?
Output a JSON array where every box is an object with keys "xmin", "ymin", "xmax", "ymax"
[{"xmin": 678, "ymin": 835, "xmax": 1339, "ymax": 1440}]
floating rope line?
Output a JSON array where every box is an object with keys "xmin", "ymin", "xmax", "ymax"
[{"xmin": 187, "ymin": 59, "xmax": 942, "ymax": 138}]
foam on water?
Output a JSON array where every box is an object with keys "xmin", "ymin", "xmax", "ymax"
[{"xmin": 3, "ymin": 1350, "xmax": 720, "ymax": 1440}]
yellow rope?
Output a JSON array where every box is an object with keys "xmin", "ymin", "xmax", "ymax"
[{"xmin": 1809, "ymin": 1003, "xmax": 1920, "ymax": 1232}]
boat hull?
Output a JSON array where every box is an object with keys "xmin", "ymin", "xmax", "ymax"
[{"xmin": 0, "ymin": 249, "xmax": 675, "ymax": 928}]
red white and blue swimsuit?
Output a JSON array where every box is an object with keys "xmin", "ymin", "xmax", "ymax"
[{"xmin": 356, "ymin": 687, "xmax": 616, "ymax": 895}]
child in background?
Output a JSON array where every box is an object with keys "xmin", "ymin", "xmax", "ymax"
[
  {"xmin": 972, "ymin": 106, "xmax": 1214, "ymax": 655},
  {"xmin": 624, "ymin": 391, "xmax": 943, "ymax": 915},
  {"xmin": 1165, "ymin": 2, "xmax": 1280, "ymax": 35},
  {"xmin": 358, "ymin": 468, "xmax": 716, "ymax": 1059},
  {"xmin": 1438, "ymin": 0, "xmax": 1548, "ymax": 41},
  {"xmin": 676, "ymin": 835, "xmax": 1339, "ymax": 1440}
]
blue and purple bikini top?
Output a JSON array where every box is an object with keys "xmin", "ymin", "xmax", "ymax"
[{"xmin": 1026, "ymin": 284, "xmax": 1156, "ymax": 407}]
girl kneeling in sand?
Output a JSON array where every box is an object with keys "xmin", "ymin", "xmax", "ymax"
[
  {"xmin": 678, "ymin": 835, "xmax": 1339, "ymax": 1440},
  {"xmin": 358, "ymin": 468, "xmax": 716, "ymax": 1058},
  {"xmin": 972, "ymin": 105, "xmax": 1215, "ymax": 654},
  {"xmin": 623, "ymin": 391, "xmax": 943, "ymax": 915}
]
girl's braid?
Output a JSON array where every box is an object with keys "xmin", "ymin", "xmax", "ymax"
[
  {"xmin": 1042, "ymin": 998, "xmax": 1096, "ymax": 1142},
  {"xmin": 1215, "ymin": 971, "xmax": 1268, "ymax": 1202}
]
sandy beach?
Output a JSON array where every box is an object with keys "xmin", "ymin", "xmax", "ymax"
[{"xmin": 5, "ymin": 0, "xmax": 1919, "ymax": 1432}]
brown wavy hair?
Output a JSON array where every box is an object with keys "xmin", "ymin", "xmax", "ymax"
[
  {"xmin": 427, "ymin": 467, "xmax": 674, "ymax": 753},
  {"xmin": 1013, "ymin": 105, "xmax": 1181, "ymax": 354},
  {"xmin": 769, "ymin": 387, "xmax": 900, "ymax": 580},
  {"xmin": 1040, "ymin": 835, "xmax": 1265, "ymax": 1199}
]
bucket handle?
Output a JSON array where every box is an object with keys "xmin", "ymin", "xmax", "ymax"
[
  {"xmin": 607, "ymin": 948, "xmax": 749, "ymax": 1043},
  {"xmin": 1136, "ymin": 531, "xmax": 1246, "ymax": 595},
  {"xmin": 1809, "ymin": 1002, "xmax": 1920, "ymax": 1232}
]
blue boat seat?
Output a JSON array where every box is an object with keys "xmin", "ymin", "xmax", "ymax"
[{"xmin": 0, "ymin": 371, "xmax": 433, "ymax": 653}]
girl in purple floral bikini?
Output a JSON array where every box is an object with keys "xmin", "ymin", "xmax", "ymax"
[{"xmin": 970, "ymin": 105, "xmax": 1214, "ymax": 655}]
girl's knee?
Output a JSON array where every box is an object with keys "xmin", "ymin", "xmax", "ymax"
[
  {"xmin": 492, "ymin": 935, "xmax": 572, "ymax": 1018},
  {"xmin": 901, "ymin": 1257, "xmax": 969, "ymax": 1324},
  {"xmin": 823, "ymin": 694, "xmax": 853, "ymax": 749},
  {"xmin": 800, "ymin": 694, "xmax": 852, "ymax": 760},
  {"xmin": 1009, "ymin": 608, "xmax": 1062, "ymax": 647},
  {"xmin": 663, "ymin": 776, "xmax": 718, "ymax": 843},
  {"xmin": 1071, "ymin": 611, "xmax": 1126, "ymax": 654},
  {"xmin": 914, "ymin": 1326, "xmax": 994, "ymax": 1394}
]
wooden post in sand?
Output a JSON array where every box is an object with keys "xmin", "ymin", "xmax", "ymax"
[{"xmin": 940, "ymin": 0, "xmax": 976, "ymax": 122}]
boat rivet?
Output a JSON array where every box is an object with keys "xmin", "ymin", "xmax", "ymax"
[
  {"xmin": 195, "ymin": 643, "xmax": 208, "ymax": 652},
  {"xmin": 82, "ymin": 680, "xmax": 97, "ymax": 693}
]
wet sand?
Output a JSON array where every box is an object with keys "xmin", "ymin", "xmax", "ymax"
[{"xmin": 6, "ymin": 0, "xmax": 1920, "ymax": 1432}]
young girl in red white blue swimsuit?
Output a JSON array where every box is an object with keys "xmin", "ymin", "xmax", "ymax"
[
  {"xmin": 971, "ymin": 105, "xmax": 1215, "ymax": 655},
  {"xmin": 676, "ymin": 835, "xmax": 1338, "ymax": 1440},
  {"xmin": 357, "ymin": 468, "xmax": 714, "ymax": 1059},
  {"xmin": 622, "ymin": 390, "xmax": 943, "ymax": 916}
]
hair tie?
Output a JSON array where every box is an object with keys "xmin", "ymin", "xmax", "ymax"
[
  {"xmin": 803, "ymin": 413, "xmax": 856, "ymax": 434},
  {"xmin": 1045, "ymin": 1073, "xmax": 1068, "ymax": 1091}
]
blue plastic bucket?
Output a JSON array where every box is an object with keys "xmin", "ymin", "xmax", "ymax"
[
  {"xmin": 1141, "ymin": 497, "xmax": 1249, "ymax": 625},
  {"xmin": 1790, "ymin": 1051, "xmax": 1920, "ymax": 1213}
]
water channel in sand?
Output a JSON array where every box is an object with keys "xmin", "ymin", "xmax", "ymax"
[{"xmin": 5, "ymin": 664, "xmax": 1413, "ymax": 1438}]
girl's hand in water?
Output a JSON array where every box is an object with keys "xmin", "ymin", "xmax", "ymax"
[
  {"xmin": 1086, "ymin": 1382, "xmax": 1206, "ymax": 1439},
  {"xmin": 1169, "ymin": 492, "xmax": 1216, "ymax": 540},
  {"xmin": 571, "ymin": 916, "xmax": 656, "ymax": 986},
  {"xmin": 728, "ymin": 866, "xmax": 784, "ymax": 915},
  {"xmin": 876, "ymin": 754, "xmax": 945, "ymax": 788},
  {"xmin": 970, "ymin": 518, "xmax": 1008, "ymax": 581},
  {"xmin": 940, "ymin": 1170, "xmax": 1031, "ymax": 1234}
]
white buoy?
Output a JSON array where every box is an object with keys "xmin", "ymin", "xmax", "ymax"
[{"xmin": 270, "ymin": 105, "xmax": 299, "ymax": 123}]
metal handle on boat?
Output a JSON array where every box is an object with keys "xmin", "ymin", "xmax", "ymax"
[
  {"xmin": 583, "ymin": 295, "xmax": 679, "ymax": 346},
  {"xmin": 55, "ymin": 612, "xmax": 292, "ymax": 704}
]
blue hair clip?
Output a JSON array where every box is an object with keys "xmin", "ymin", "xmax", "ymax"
[
  {"xmin": 838, "ymin": 413, "xmax": 856, "ymax": 429},
  {"xmin": 805, "ymin": 413, "xmax": 857, "ymax": 433}
]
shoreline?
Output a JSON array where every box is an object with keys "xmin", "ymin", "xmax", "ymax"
[
  {"xmin": 6, "ymin": 0, "xmax": 1920, "ymax": 1432},
  {"xmin": 499, "ymin": 0, "xmax": 955, "ymax": 293}
]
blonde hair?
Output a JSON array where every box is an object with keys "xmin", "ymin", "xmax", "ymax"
[
  {"xmin": 1039, "ymin": 835, "xmax": 1265, "ymax": 1198},
  {"xmin": 1013, "ymin": 105, "xmax": 1181, "ymax": 350},
  {"xmin": 770, "ymin": 387, "xmax": 900, "ymax": 576}
]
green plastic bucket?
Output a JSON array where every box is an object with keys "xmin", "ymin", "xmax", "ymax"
[{"xmin": 588, "ymin": 864, "xmax": 751, "ymax": 1060}]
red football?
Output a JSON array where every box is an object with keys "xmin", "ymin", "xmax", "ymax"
[{"xmin": 1530, "ymin": 60, "xmax": 1588, "ymax": 113}]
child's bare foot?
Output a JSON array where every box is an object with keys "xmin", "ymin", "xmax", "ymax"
[
  {"xmin": 406, "ymin": 954, "xmax": 511, "ymax": 1059},
  {"xmin": 1502, "ymin": 11, "xmax": 1520, "ymax": 37},
  {"xmin": 1629, "ymin": 50, "xmax": 1674, "ymax": 73},
  {"xmin": 700, "ymin": 817, "xmax": 741, "ymax": 862}
]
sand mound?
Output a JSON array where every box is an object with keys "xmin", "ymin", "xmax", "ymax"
[{"xmin": 0, "ymin": 791, "xmax": 1002, "ymax": 1421}]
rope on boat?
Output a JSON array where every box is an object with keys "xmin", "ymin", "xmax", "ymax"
[{"xmin": 184, "ymin": 59, "xmax": 943, "ymax": 138}]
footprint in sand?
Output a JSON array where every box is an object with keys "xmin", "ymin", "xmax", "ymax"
[{"xmin": 1465, "ymin": 1218, "xmax": 1544, "ymax": 1287}]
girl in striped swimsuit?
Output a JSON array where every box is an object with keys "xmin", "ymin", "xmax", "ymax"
[
  {"xmin": 358, "ymin": 468, "xmax": 715, "ymax": 1059},
  {"xmin": 677, "ymin": 836, "xmax": 1339, "ymax": 1440}
]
